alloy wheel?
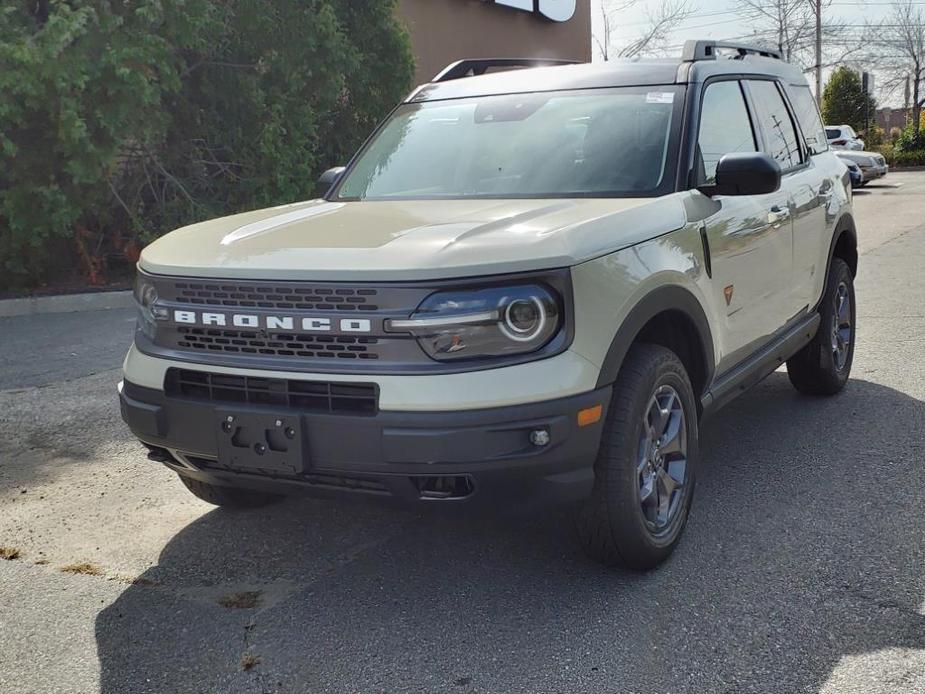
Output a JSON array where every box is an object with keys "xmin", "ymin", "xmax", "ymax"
[
  {"xmin": 636, "ymin": 384, "xmax": 688, "ymax": 533},
  {"xmin": 831, "ymin": 281, "xmax": 852, "ymax": 371}
]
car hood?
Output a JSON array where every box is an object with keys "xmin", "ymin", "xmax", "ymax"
[
  {"xmin": 835, "ymin": 151, "xmax": 880, "ymax": 165},
  {"xmin": 139, "ymin": 196, "xmax": 688, "ymax": 281}
]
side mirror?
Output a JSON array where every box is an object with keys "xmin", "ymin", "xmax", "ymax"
[
  {"xmin": 317, "ymin": 166, "xmax": 345, "ymax": 196},
  {"xmin": 699, "ymin": 152, "xmax": 781, "ymax": 197}
]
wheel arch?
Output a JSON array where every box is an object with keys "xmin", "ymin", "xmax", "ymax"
[
  {"xmin": 809, "ymin": 212, "xmax": 858, "ymax": 313},
  {"xmin": 831, "ymin": 213, "xmax": 858, "ymax": 277},
  {"xmin": 595, "ymin": 285, "xmax": 715, "ymax": 404}
]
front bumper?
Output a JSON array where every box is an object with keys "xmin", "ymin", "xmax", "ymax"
[
  {"xmin": 120, "ymin": 380, "xmax": 610, "ymax": 509},
  {"xmin": 860, "ymin": 164, "xmax": 888, "ymax": 181}
]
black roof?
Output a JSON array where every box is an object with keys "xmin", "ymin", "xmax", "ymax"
[{"xmin": 407, "ymin": 41, "xmax": 808, "ymax": 103}]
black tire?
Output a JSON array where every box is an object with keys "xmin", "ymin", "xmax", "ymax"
[
  {"xmin": 787, "ymin": 257, "xmax": 855, "ymax": 395},
  {"xmin": 178, "ymin": 475, "xmax": 281, "ymax": 509},
  {"xmin": 577, "ymin": 344, "xmax": 698, "ymax": 570}
]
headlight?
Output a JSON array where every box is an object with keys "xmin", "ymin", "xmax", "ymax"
[
  {"xmin": 133, "ymin": 273, "xmax": 166, "ymax": 339},
  {"xmin": 385, "ymin": 284, "xmax": 562, "ymax": 361}
]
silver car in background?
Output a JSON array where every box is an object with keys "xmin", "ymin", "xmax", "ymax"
[{"xmin": 836, "ymin": 150, "xmax": 888, "ymax": 186}]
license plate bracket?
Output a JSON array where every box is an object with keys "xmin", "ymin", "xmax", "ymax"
[{"xmin": 216, "ymin": 409, "xmax": 304, "ymax": 475}]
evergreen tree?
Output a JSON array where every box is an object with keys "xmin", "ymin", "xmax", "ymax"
[
  {"xmin": 0, "ymin": 1, "xmax": 414, "ymax": 291},
  {"xmin": 821, "ymin": 66, "xmax": 876, "ymax": 133}
]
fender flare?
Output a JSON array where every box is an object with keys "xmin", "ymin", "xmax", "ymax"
[
  {"xmin": 595, "ymin": 285, "xmax": 715, "ymax": 391},
  {"xmin": 814, "ymin": 213, "xmax": 858, "ymax": 311}
]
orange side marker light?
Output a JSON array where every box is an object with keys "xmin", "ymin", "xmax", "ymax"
[{"xmin": 577, "ymin": 404, "xmax": 603, "ymax": 427}]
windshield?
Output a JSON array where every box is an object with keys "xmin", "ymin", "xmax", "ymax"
[{"xmin": 334, "ymin": 87, "xmax": 682, "ymax": 200}]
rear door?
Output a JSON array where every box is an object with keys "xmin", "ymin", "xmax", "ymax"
[
  {"xmin": 743, "ymin": 79, "xmax": 813, "ymax": 320},
  {"xmin": 781, "ymin": 82, "xmax": 832, "ymax": 311},
  {"xmin": 695, "ymin": 78, "xmax": 795, "ymax": 371}
]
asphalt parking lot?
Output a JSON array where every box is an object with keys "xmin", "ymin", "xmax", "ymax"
[{"xmin": 2, "ymin": 174, "xmax": 924, "ymax": 694}]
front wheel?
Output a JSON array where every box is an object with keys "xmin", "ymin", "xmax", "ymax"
[
  {"xmin": 577, "ymin": 344, "xmax": 698, "ymax": 570},
  {"xmin": 787, "ymin": 257, "xmax": 855, "ymax": 395}
]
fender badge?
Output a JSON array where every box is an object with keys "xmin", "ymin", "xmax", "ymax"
[{"xmin": 724, "ymin": 285, "xmax": 735, "ymax": 306}]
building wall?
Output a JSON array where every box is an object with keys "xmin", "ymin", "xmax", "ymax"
[
  {"xmin": 398, "ymin": 0, "xmax": 592, "ymax": 85},
  {"xmin": 877, "ymin": 107, "xmax": 913, "ymax": 133}
]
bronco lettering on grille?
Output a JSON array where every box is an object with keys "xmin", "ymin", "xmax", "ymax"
[{"xmin": 172, "ymin": 310, "xmax": 372, "ymax": 333}]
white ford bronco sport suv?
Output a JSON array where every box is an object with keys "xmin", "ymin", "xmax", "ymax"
[{"xmin": 120, "ymin": 41, "xmax": 857, "ymax": 569}]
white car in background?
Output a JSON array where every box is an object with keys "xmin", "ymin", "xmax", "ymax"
[{"xmin": 826, "ymin": 125, "xmax": 865, "ymax": 150}]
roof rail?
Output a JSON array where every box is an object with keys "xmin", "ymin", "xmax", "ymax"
[
  {"xmin": 681, "ymin": 40, "xmax": 782, "ymax": 62},
  {"xmin": 431, "ymin": 58, "xmax": 581, "ymax": 83}
]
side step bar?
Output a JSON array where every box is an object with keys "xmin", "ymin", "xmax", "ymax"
[{"xmin": 701, "ymin": 312, "xmax": 820, "ymax": 419}]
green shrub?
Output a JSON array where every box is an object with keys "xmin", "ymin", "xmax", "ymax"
[
  {"xmin": 0, "ymin": 2, "xmax": 208, "ymax": 289},
  {"xmin": 885, "ymin": 149, "xmax": 925, "ymax": 167},
  {"xmin": 861, "ymin": 125, "xmax": 886, "ymax": 148},
  {"xmin": 894, "ymin": 122, "xmax": 925, "ymax": 152},
  {"xmin": 0, "ymin": 1, "xmax": 414, "ymax": 293}
]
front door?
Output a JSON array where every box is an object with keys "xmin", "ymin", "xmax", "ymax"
[{"xmin": 695, "ymin": 79, "xmax": 795, "ymax": 371}]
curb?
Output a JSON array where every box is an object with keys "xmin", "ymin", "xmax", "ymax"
[
  {"xmin": 890, "ymin": 165, "xmax": 925, "ymax": 172},
  {"xmin": 0, "ymin": 290, "xmax": 133, "ymax": 318}
]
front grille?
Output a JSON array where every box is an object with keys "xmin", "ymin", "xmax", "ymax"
[
  {"xmin": 165, "ymin": 369, "xmax": 378, "ymax": 415},
  {"xmin": 172, "ymin": 281, "xmax": 379, "ymax": 311},
  {"xmin": 145, "ymin": 276, "xmax": 438, "ymax": 371},
  {"xmin": 175, "ymin": 327, "xmax": 380, "ymax": 360}
]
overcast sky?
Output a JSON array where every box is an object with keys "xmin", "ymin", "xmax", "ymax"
[{"xmin": 590, "ymin": 0, "xmax": 908, "ymax": 105}]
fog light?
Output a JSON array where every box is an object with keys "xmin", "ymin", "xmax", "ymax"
[{"xmin": 529, "ymin": 429, "xmax": 550, "ymax": 447}]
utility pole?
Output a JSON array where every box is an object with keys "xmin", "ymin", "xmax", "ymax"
[{"xmin": 814, "ymin": 0, "xmax": 822, "ymax": 105}]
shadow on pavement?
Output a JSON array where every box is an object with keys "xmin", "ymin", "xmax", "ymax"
[{"xmin": 95, "ymin": 375, "xmax": 925, "ymax": 693}]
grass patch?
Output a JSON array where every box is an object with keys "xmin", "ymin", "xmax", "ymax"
[
  {"xmin": 241, "ymin": 653, "xmax": 261, "ymax": 671},
  {"xmin": 60, "ymin": 562, "xmax": 103, "ymax": 576},
  {"xmin": 0, "ymin": 546, "xmax": 21, "ymax": 561},
  {"xmin": 218, "ymin": 591, "xmax": 262, "ymax": 609}
]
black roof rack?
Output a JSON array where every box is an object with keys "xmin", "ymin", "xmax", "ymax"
[
  {"xmin": 682, "ymin": 40, "xmax": 782, "ymax": 62},
  {"xmin": 431, "ymin": 58, "xmax": 581, "ymax": 83}
]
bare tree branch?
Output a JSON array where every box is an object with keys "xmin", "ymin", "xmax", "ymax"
[
  {"xmin": 618, "ymin": 0, "xmax": 696, "ymax": 58},
  {"xmin": 868, "ymin": 0, "xmax": 925, "ymax": 122},
  {"xmin": 595, "ymin": 0, "xmax": 695, "ymax": 60},
  {"xmin": 738, "ymin": 0, "xmax": 813, "ymax": 62},
  {"xmin": 731, "ymin": 0, "xmax": 862, "ymax": 74}
]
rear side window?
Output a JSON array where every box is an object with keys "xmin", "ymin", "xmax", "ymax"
[
  {"xmin": 787, "ymin": 85, "xmax": 828, "ymax": 156},
  {"xmin": 696, "ymin": 80, "xmax": 757, "ymax": 184},
  {"xmin": 825, "ymin": 128, "xmax": 841, "ymax": 139},
  {"xmin": 746, "ymin": 80, "xmax": 802, "ymax": 170}
]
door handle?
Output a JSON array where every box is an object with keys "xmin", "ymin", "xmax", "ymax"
[{"xmin": 768, "ymin": 205, "xmax": 790, "ymax": 227}]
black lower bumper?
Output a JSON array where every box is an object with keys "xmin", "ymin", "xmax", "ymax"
[{"xmin": 120, "ymin": 380, "xmax": 610, "ymax": 509}]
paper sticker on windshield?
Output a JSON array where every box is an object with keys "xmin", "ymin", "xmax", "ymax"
[{"xmin": 646, "ymin": 92, "xmax": 675, "ymax": 104}]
